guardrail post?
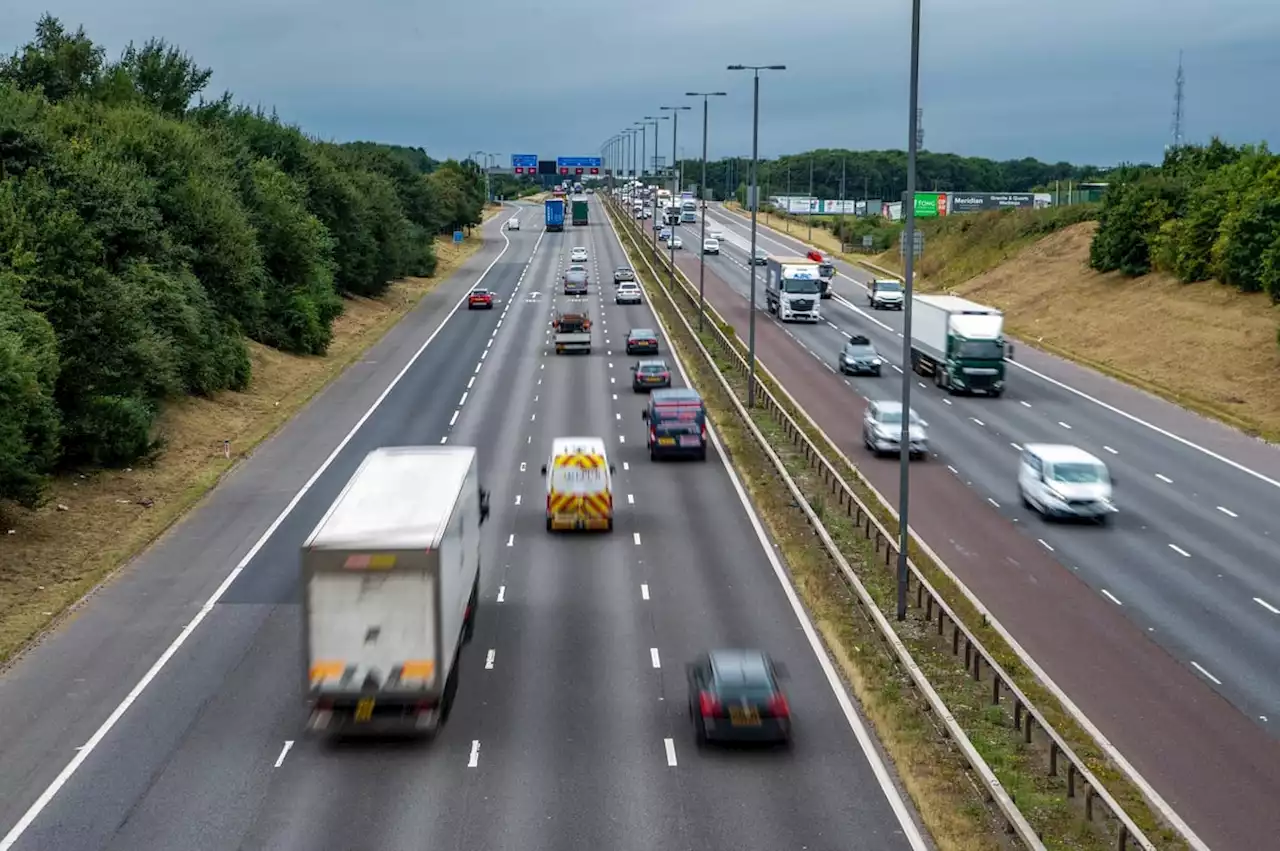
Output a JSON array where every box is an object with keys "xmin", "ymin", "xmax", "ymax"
[
  {"xmin": 992, "ymin": 673, "xmax": 1001, "ymax": 705},
  {"xmin": 1049, "ymin": 741, "xmax": 1059, "ymax": 776}
]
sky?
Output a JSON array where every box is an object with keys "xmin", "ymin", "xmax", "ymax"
[{"xmin": 3, "ymin": 0, "xmax": 1279, "ymax": 169}]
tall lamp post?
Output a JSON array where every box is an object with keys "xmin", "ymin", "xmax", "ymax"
[
  {"xmin": 644, "ymin": 115, "xmax": 668, "ymax": 250},
  {"xmin": 687, "ymin": 91, "xmax": 727, "ymax": 333},
  {"xmin": 632, "ymin": 125, "xmax": 643, "ymax": 182},
  {"xmin": 895, "ymin": 0, "xmax": 923, "ymax": 621},
  {"xmin": 727, "ymin": 64, "xmax": 786, "ymax": 407},
  {"xmin": 660, "ymin": 105, "xmax": 691, "ymax": 290}
]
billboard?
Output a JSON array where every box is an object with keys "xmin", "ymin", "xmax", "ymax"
[
  {"xmin": 948, "ymin": 192, "xmax": 1038, "ymax": 213},
  {"xmin": 911, "ymin": 192, "xmax": 947, "ymax": 217}
]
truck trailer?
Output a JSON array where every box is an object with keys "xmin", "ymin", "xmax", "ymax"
[
  {"xmin": 909, "ymin": 294, "xmax": 1013, "ymax": 397},
  {"xmin": 572, "ymin": 197, "xmax": 589, "ymax": 226},
  {"xmin": 302, "ymin": 446, "xmax": 490, "ymax": 736},
  {"xmin": 764, "ymin": 256, "xmax": 823, "ymax": 322},
  {"xmin": 545, "ymin": 198, "xmax": 565, "ymax": 232}
]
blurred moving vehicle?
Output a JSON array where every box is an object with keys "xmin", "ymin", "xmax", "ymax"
[
  {"xmin": 837, "ymin": 334, "xmax": 881, "ymax": 375},
  {"xmin": 751, "ymin": 247, "xmax": 768, "ymax": 265},
  {"xmin": 867, "ymin": 279, "xmax": 904, "ymax": 310},
  {"xmin": 303, "ymin": 446, "xmax": 490, "ymax": 736},
  {"xmin": 506, "ymin": 217, "xmax": 520, "ymax": 231},
  {"xmin": 563, "ymin": 268, "xmax": 589, "ymax": 295},
  {"xmin": 669, "ymin": 235, "xmax": 684, "ymax": 250},
  {"xmin": 641, "ymin": 388, "xmax": 708, "ymax": 461},
  {"xmin": 1018, "ymin": 444, "xmax": 1117, "ymax": 524},
  {"xmin": 541, "ymin": 437, "xmax": 615, "ymax": 532},
  {"xmin": 686, "ymin": 649, "xmax": 791, "ymax": 745},
  {"xmin": 862, "ymin": 400, "xmax": 928, "ymax": 459},
  {"xmin": 625, "ymin": 328, "xmax": 659, "ymax": 355},
  {"xmin": 615, "ymin": 282, "xmax": 642, "ymax": 305},
  {"xmin": 702, "ymin": 237, "xmax": 720, "ymax": 254},
  {"xmin": 631, "ymin": 359, "xmax": 671, "ymax": 392},
  {"xmin": 467, "ymin": 288, "xmax": 493, "ymax": 310}
]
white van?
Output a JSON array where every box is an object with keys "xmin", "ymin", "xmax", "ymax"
[
  {"xmin": 541, "ymin": 437, "xmax": 616, "ymax": 532},
  {"xmin": 1017, "ymin": 444, "xmax": 1116, "ymax": 523},
  {"xmin": 506, "ymin": 217, "xmax": 520, "ymax": 231}
]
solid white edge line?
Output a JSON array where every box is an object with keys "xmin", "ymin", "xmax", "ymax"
[
  {"xmin": 0, "ymin": 209, "xmax": 529, "ymax": 851},
  {"xmin": 602, "ymin": 206, "xmax": 928, "ymax": 850}
]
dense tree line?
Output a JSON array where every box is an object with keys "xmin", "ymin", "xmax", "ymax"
[
  {"xmin": 0, "ymin": 16, "xmax": 486, "ymax": 508},
  {"xmin": 1089, "ymin": 139, "xmax": 1280, "ymax": 307},
  {"xmin": 670, "ymin": 148, "xmax": 1105, "ymax": 202}
]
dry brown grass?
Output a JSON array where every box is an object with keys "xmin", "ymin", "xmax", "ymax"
[
  {"xmin": 875, "ymin": 221, "xmax": 1280, "ymax": 440},
  {"xmin": 0, "ymin": 212, "xmax": 501, "ymax": 664}
]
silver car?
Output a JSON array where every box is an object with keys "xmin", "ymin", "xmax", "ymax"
[
  {"xmin": 862, "ymin": 400, "xmax": 928, "ymax": 459},
  {"xmin": 616, "ymin": 282, "xmax": 642, "ymax": 305}
]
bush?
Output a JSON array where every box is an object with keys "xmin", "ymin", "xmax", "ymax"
[{"xmin": 0, "ymin": 15, "xmax": 485, "ymax": 507}]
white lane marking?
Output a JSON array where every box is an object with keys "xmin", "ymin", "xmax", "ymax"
[
  {"xmin": 942, "ymin": 398, "xmax": 952, "ymax": 406},
  {"xmin": 613, "ymin": 393, "xmax": 618, "ymax": 400},
  {"xmin": 1155, "ymin": 473, "xmax": 1173, "ymax": 484},
  {"xmin": 506, "ymin": 534, "xmax": 515, "ymax": 547},
  {"xmin": 610, "ymin": 377, "xmax": 616, "ymax": 384},
  {"xmin": 987, "ymin": 497, "xmax": 999, "ymax": 508},
  {"xmin": 1254, "ymin": 597, "xmax": 1280, "ymax": 615},
  {"xmin": 1190, "ymin": 662, "xmax": 1222, "ymax": 685},
  {"xmin": 0, "ymin": 214, "xmax": 528, "ymax": 851},
  {"xmin": 467, "ymin": 376, "xmax": 475, "ymax": 389},
  {"xmin": 970, "ymin": 417, "xmax": 985, "ymax": 427},
  {"xmin": 641, "ymin": 584, "xmax": 650, "ymax": 600},
  {"xmin": 1020, "ymin": 401, "xmax": 1032, "ymax": 408},
  {"xmin": 1101, "ymin": 590, "xmax": 1123, "ymax": 606},
  {"xmin": 273, "ymin": 740, "xmax": 294, "ymax": 768},
  {"xmin": 1216, "ymin": 506, "xmax": 1238, "ymax": 518},
  {"xmin": 530, "ymin": 413, "xmax": 536, "ymax": 421},
  {"xmin": 497, "ymin": 585, "xmax": 506, "ymax": 603},
  {"xmin": 449, "ymin": 410, "xmax": 459, "ymax": 426},
  {"xmin": 1038, "ymin": 538, "xmax": 1055, "ymax": 552},
  {"xmin": 613, "ymin": 206, "xmax": 929, "ymax": 849},
  {"xmin": 468, "ymin": 740, "xmax": 481, "ymax": 767},
  {"xmin": 623, "ymin": 462, "xmax": 630, "ymax": 471},
  {"xmin": 514, "ymin": 495, "xmax": 521, "ymax": 506},
  {"xmin": 1058, "ymin": 421, "xmax": 1072, "ymax": 430},
  {"xmin": 1169, "ymin": 543, "xmax": 1191, "ymax": 557},
  {"xmin": 1103, "ymin": 445, "xmax": 1117, "ymax": 454},
  {"xmin": 650, "ymin": 648, "xmax": 661, "ymax": 668},
  {"xmin": 615, "ymin": 412, "xmax": 621, "ymax": 420},
  {"xmin": 627, "ymin": 494, "xmax": 634, "ymax": 504},
  {"xmin": 485, "ymin": 650, "xmax": 495, "ymax": 670},
  {"xmin": 440, "ymin": 436, "xmax": 448, "ymax": 444},
  {"xmin": 481, "ymin": 349, "xmax": 488, "ymax": 360},
  {"xmin": 1010, "ymin": 442, "xmax": 1023, "ymax": 451},
  {"xmin": 946, "ymin": 465, "xmax": 959, "ymax": 475},
  {"xmin": 619, "ymin": 434, "xmax": 625, "ymax": 443},
  {"xmin": 474, "ymin": 362, "xmax": 482, "ymax": 374},
  {"xmin": 519, "ymin": 462, "xmax": 527, "ymax": 472},
  {"xmin": 533, "ymin": 395, "xmax": 538, "ymax": 403},
  {"xmin": 633, "ymin": 532, "xmax": 642, "ymax": 546},
  {"xmin": 664, "ymin": 738, "xmax": 678, "ymax": 767}
]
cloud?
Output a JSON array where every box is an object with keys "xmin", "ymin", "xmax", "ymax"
[{"xmin": 2, "ymin": 0, "xmax": 1277, "ymax": 165}]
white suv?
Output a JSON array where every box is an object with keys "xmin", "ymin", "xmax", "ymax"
[
  {"xmin": 570, "ymin": 247, "xmax": 589, "ymax": 262},
  {"xmin": 702, "ymin": 237, "xmax": 720, "ymax": 254}
]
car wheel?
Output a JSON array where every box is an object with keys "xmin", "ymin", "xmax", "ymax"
[
  {"xmin": 545, "ymin": 517, "xmax": 553, "ymax": 532},
  {"xmin": 649, "ymin": 448, "xmax": 658, "ymax": 462},
  {"xmin": 697, "ymin": 448, "xmax": 707, "ymax": 462},
  {"xmin": 873, "ymin": 368, "xmax": 882, "ymax": 376},
  {"xmin": 694, "ymin": 716, "xmax": 708, "ymax": 747},
  {"xmin": 1019, "ymin": 488, "xmax": 1032, "ymax": 509}
]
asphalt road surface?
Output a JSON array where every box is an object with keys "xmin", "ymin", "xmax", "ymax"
[
  {"xmin": 630, "ymin": 199, "xmax": 1280, "ymax": 850},
  {"xmin": 0, "ymin": 200, "xmax": 927, "ymax": 851}
]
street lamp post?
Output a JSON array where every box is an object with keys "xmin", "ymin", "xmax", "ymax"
[
  {"xmin": 660, "ymin": 105, "xmax": 691, "ymax": 291},
  {"xmin": 727, "ymin": 64, "xmax": 785, "ymax": 407},
  {"xmin": 644, "ymin": 115, "xmax": 668, "ymax": 251},
  {"xmin": 808, "ymin": 155, "xmax": 814, "ymax": 243},
  {"xmin": 687, "ymin": 91, "xmax": 727, "ymax": 333},
  {"xmin": 896, "ymin": 0, "xmax": 923, "ymax": 621},
  {"xmin": 633, "ymin": 124, "xmax": 644, "ymax": 181}
]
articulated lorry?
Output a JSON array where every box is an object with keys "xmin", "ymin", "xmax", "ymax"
[
  {"xmin": 572, "ymin": 197, "xmax": 589, "ymax": 226},
  {"xmin": 545, "ymin": 198, "xmax": 565, "ymax": 232},
  {"xmin": 303, "ymin": 446, "xmax": 491, "ymax": 736},
  {"xmin": 909, "ymin": 294, "xmax": 1013, "ymax": 397},
  {"xmin": 764, "ymin": 256, "xmax": 823, "ymax": 322}
]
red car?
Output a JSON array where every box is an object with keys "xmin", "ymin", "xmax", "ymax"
[{"xmin": 468, "ymin": 288, "xmax": 494, "ymax": 310}]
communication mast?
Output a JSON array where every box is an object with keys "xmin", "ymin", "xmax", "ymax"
[{"xmin": 1171, "ymin": 50, "xmax": 1185, "ymax": 150}]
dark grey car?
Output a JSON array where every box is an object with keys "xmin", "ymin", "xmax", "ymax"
[
  {"xmin": 687, "ymin": 649, "xmax": 791, "ymax": 745},
  {"xmin": 563, "ymin": 269, "xmax": 588, "ymax": 294},
  {"xmin": 838, "ymin": 334, "xmax": 883, "ymax": 376}
]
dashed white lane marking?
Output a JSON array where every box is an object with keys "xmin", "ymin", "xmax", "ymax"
[
  {"xmin": 485, "ymin": 649, "xmax": 495, "ymax": 670},
  {"xmin": 1038, "ymin": 538, "xmax": 1055, "ymax": 552},
  {"xmin": 650, "ymin": 648, "xmax": 661, "ymax": 668},
  {"xmin": 987, "ymin": 497, "xmax": 999, "ymax": 508},
  {"xmin": 633, "ymin": 532, "xmax": 642, "ymax": 546},
  {"xmin": 519, "ymin": 462, "xmax": 527, "ymax": 472},
  {"xmin": 613, "ymin": 393, "xmax": 618, "ymax": 400},
  {"xmin": 1155, "ymin": 473, "xmax": 1173, "ymax": 483},
  {"xmin": 474, "ymin": 362, "xmax": 481, "ymax": 375},
  {"xmin": 273, "ymin": 740, "xmax": 294, "ymax": 768},
  {"xmin": 619, "ymin": 434, "xmax": 626, "ymax": 443},
  {"xmin": 468, "ymin": 740, "xmax": 481, "ymax": 767},
  {"xmin": 530, "ymin": 413, "xmax": 536, "ymax": 421},
  {"xmin": 514, "ymin": 495, "xmax": 521, "ymax": 505},
  {"xmin": 1101, "ymin": 589, "xmax": 1123, "ymax": 606},
  {"xmin": 1103, "ymin": 445, "xmax": 1117, "ymax": 454},
  {"xmin": 627, "ymin": 494, "xmax": 635, "ymax": 504},
  {"xmin": 942, "ymin": 399, "xmax": 952, "ymax": 405},
  {"xmin": 467, "ymin": 376, "xmax": 475, "ymax": 389},
  {"xmin": 615, "ymin": 412, "xmax": 621, "ymax": 420},
  {"xmin": 1169, "ymin": 543, "xmax": 1191, "ymax": 557},
  {"xmin": 664, "ymin": 738, "xmax": 678, "ymax": 767},
  {"xmin": 440, "ymin": 436, "xmax": 448, "ymax": 444},
  {"xmin": 641, "ymin": 584, "xmax": 650, "ymax": 600},
  {"xmin": 1216, "ymin": 505, "xmax": 1237, "ymax": 517},
  {"xmin": 623, "ymin": 462, "xmax": 630, "ymax": 471},
  {"xmin": 1058, "ymin": 421, "xmax": 1072, "ymax": 429},
  {"xmin": 1254, "ymin": 597, "xmax": 1280, "ymax": 615},
  {"xmin": 1020, "ymin": 401, "xmax": 1032, "ymax": 408},
  {"xmin": 1010, "ymin": 442, "xmax": 1023, "ymax": 451},
  {"xmin": 970, "ymin": 417, "xmax": 985, "ymax": 427},
  {"xmin": 496, "ymin": 585, "xmax": 505, "ymax": 603},
  {"xmin": 946, "ymin": 465, "xmax": 959, "ymax": 475},
  {"xmin": 506, "ymin": 534, "xmax": 515, "ymax": 547},
  {"xmin": 1190, "ymin": 662, "xmax": 1222, "ymax": 685},
  {"xmin": 449, "ymin": 410, "xmax": 459, "ymax": 426}
]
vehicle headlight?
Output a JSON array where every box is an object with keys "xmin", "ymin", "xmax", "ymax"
[{"xmin": 870, "ymin": 358, "xmax": 881, "ymax": 365}]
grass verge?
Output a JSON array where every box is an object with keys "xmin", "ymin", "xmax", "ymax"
[
  {"xmin": 605, "ymin": 198, "xmax": 1187, "ymax": 850},
  {"xmin": 0, "ymin": 207, "xmax": 503, "ymax": 666}
]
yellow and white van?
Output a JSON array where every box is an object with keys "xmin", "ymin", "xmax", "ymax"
[{"xmin": 541, "ymin": 437, "xmax": 615, "ymax": 532}]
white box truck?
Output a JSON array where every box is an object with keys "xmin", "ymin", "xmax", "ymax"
[
  {"xmin": 909, "ymin": 294, "xmax": 1013, "ymax": 397},
  {"xmin": 302, "ymin": 446, "xmax": 491, "ymax": 736},
  {"xmin": 764, "ymin": 255, "xmax": 823, "ymax": 322}
]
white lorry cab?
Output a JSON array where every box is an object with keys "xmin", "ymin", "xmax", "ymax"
[
  {"xmin": 302, "ymin": 446, "xmax": 490, "ymax": 736},
  {"xmin": 764, "ymin": 256, "xmax": 823, "ymax": 322},
  {"xmin": 541, "ymin": 437, "xmax": 616, "ymax": 532}
]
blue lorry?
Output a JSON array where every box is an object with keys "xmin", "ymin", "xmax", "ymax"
[{"xmin": 545, "ymin": 198, "xmax": 565, "ymax": 232}]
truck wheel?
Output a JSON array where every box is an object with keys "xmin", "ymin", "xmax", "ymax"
[
  {"xmin": 441, "ymin": 661, "xmax": 460, "ymax": 722},
  {"xmin": 463, "ymin": 581, "xmax": 478, "ymax": 643}
]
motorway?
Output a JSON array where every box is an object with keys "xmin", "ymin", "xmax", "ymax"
[
  {"xmin": 0, "ymin": 199, "xmax": 927, "ymax": 851},
  {"xmin": 640, "ymin": 201, "xmax": 1280, "ymax": 849}
]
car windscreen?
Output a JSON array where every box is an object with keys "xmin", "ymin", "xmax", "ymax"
[
  {"xmin": 875, "ymin": 282, "xmax": 902, "ymax": 292},
  {"xmin": 846, "ymin": 345, "xmax": 875, "ymax": 357},
  {"xmin": 1048, "ymin": 462, "xmax": 1106, "ymax": 484},
  {"xmin": 630, "ymin": 330, "xmax": 655, "ymax": 339},
  {"xmin": 637, "ymin": 363, "xmax": 666, "ymax": 374}
]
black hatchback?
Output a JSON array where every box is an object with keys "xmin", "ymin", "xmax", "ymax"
[
  {"xmin": 687, "ymin": 649, "xmax": 791, "ymax": 745},
  {"xmin": 625, "ymin": 328, "xmax": 659, "ymax": 355}
]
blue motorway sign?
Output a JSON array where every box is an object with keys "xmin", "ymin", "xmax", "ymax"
[
  {"xmin": 511, "ymin": 154, "xmax": 537, "ymax": 169},
  {"xmin": 556, "ymin": 156, "xmax": 602, "ymax": 169}
]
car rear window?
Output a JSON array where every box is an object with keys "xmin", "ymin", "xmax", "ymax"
[
  {"xmin": 638, "ymin": 364, "xmax": 666, "ymax": 374},
  {"xmin": 652, "ymin": 403, "xmax": 702, "ymax": 422}
]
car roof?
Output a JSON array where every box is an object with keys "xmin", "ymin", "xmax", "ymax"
[
  {"xmin": 471, "ymin": 287, "xmax": 489, "ymax": 293},
  {"xmin": 550, "ymin": 436, "xmax": 608, "ymax": 458},
  {"xmin": 572, "ymin": 246, "xmax": 587, "ymax": 251},
  {"xmin": 636, "ymin": 359, "xmax": 667, "ymax": 368},
  {"xmin": 870, "ymin": 400, "xmax": 918, "ymax": 417},
  {"xmin": 651, "ymin": 388, "xmax": 701, "ymax": 403},
  {"xmin": 628, "ymin": 328, "xmax": 656, "ymax": 337},
  {"xmin": 618, "ymin": 281, "xmax": 639, "ymax": 287},
  {"xmin": 616, "ymin": 265, "xmax": 633, "ymax": 270},
  {"xmin": 846, "ymin": 334, "xmax": 872, "ymax": 346},
  {"xmin": 1023, "ymin": 443, "xmax": 1104, "ymax": 465},
  {"xmin": 707, "ymin": 649, "xmax": 774, "ymax": 687}
]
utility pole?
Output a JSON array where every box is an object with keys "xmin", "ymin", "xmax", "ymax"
[{"xmin": 807, "ymin": 156, "xmax": 814, "ymax": 242}]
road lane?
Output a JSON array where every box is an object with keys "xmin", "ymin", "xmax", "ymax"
[{"xmin": 620, "ymin": 197, "xmax": 1280, "ymax": 850}]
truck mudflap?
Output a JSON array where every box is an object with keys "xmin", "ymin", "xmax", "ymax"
[{"xmin": 307, "ymin": 695, "xmax": 443, "ymax": 736}]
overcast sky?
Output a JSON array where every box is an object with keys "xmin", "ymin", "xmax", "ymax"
[{"xmin": 4, "ymin": 0, "xmax": 1279, "ymax": 168}]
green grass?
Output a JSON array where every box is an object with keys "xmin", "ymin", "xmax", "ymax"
[{"xmin": 603, "ymin": 197, "xmax": 1186, "ymax": 851}]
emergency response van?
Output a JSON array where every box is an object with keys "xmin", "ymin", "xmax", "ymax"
[{"xmin": 541, "ymin": 437, "xmax": 616, "ymax": 532}]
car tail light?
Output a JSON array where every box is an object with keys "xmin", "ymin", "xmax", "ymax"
[
  {"xmin": 649, "ymin": 427, "xmax": 656, "ymax": 444},
  {"xmin": 700, "ymin": 422, "xmax": 707, "ymax": 440},
  {"xmin": 699, "ymin": 691, "xmax": 721, "ymax": 716},
  {"xmin": 767, "ymin": 693, "xmax": 790, "ymax": 717},
  {"xmin": 660, "ymin": 371, "xmax": 670, "ymax": 380},
  {"xmin": 546, "ymin": 494, "xmax": 552, "ymax": 512}
]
